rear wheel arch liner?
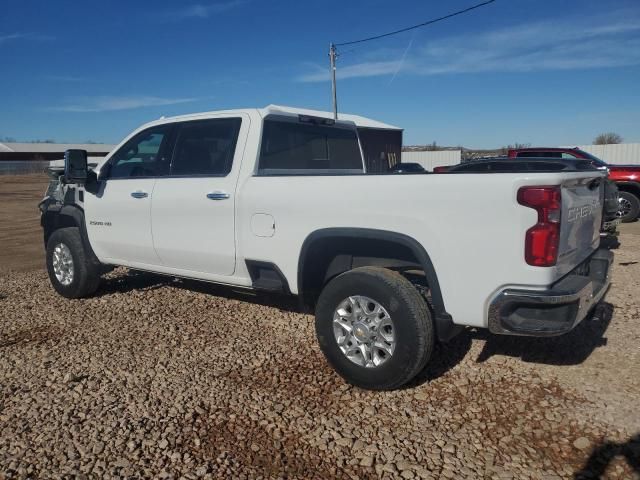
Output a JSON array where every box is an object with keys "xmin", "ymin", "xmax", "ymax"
[{"xmin": 297, "ymin": 228, "xmax": 460, "ymax": 341}]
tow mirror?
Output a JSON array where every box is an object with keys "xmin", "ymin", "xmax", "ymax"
[{"xmin": 64, "ymin": 149, "xmax": 88, "ymax": 184}]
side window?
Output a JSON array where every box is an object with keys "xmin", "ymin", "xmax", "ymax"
[
  {"xmin": 170, "ymin": 118, "xmax": 242, "ymax": 176},
  {"xmin": 451, "ymin": 162, "xmax": 491, "ymax": 172},
  {"xmin": 258, "ymin": 119, "xmax": 363, "ymax": 174},
  {"xmin": 108, "ymin": 126, "xmax": 171, "ymax": 179},
  {"xmin": 561, "ymin": 152, "xmax": 579, "ymax": 159},
  {"xmin": 517, "ymin": 151, "xmax": 561, "ymax": 159}
]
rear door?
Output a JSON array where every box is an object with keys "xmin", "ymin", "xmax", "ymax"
[
  {"xmin": 557, "ymin": 175, "xmax": 604, "ymax": 274},
  {"xmin": 85, "ymin": 125, "xmax": 172, "ymax": 265},
  {"xmin": 151, "ymin": 115, "xmax": 247, "ymax": 275}
]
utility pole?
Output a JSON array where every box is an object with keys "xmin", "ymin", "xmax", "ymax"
[{"xmin": 329, "ymin": 43, "xmax": 338, "ymax": 120}]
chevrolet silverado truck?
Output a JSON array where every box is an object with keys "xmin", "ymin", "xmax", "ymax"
[
  {"xmin": 509, "ymin": 147, "xmax": 640, "ymax": 222},
  {"xmin": 39, "ymin": 105, "xmax": 613, "ymax": 390}
]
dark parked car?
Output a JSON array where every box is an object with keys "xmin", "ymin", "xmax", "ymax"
[
  {"xmin": 509, "ymin": 147, "xmax": 639, "ymax": 222},
  {"xmin": 389, "ymin": 162, "xmax": 426, "ymax": 174}
]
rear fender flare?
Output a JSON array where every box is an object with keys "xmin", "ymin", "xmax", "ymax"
[{"xmin": 297, "ymin": 228, "xmax": 460, "ymax": 341}]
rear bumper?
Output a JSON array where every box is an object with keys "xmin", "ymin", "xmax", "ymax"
[{"xmin": 488, "ymin": 249, "xmax": 613, "ymax": 336}]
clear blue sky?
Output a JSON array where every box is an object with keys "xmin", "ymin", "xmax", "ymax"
[{"xmin": 1, "ymin": 0, "xmax": 639, "ymax": 148}]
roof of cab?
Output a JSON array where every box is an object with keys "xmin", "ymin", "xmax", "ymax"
[
  {"xmin": 262, "ymin": 105, "xmax": 402, "ymax": 130},
  {"xmin": 151, "ymin": 104, "xmax": 401, "ymax": 131}
]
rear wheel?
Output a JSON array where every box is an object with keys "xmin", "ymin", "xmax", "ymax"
[
  {"xmin": 617, "ymin": 191, "xmax": 640, "ymax": 223},
  {"xmin": 315, "ymin": 267, "xmax": 434, "ymax": 390},
  {"xmin": 46, "ymin": 227, "xmax": 101, "ymax": 298}
]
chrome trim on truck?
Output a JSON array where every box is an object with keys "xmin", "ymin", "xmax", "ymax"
[{"xmin": 488, "ymin": 249, "xmax": 612, "ymax": 336}]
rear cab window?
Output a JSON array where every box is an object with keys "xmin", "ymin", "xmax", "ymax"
[
  {"xmin": 257, "ymin": 115, "xmax": 364, "ymax": 175},
  {"xmin": 516, "ymin": 151, "xmax": 562, "ymax": 159}
]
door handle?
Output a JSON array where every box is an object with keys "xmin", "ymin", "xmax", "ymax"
[
  {"xmin": 206, "ymin": 191, "xmax": 230, "ymax": 200},
  {"xmin": 131, "ymin": 191, "xmax": 148, "ymax": 199}
]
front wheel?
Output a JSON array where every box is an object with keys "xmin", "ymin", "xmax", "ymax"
[
  {"xmin": 46, "ymin": 227, "xmax": 101, "ymax": 298},
  {"xmin": 617, "ymin": 191, "xmax": 640, "ymax": 223},
  {"xmin": 315, "ymin": 267, "xmax": 434, "ymax": 390}
]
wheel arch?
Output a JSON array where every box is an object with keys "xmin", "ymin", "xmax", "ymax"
[
  {"xmin": 297, "ymin": 228, "xmax": 459, "ymax": 341},
  {"xmin": 616, "ymin": 181, "xmax": 640, "ymax": 197},
  {"xmin": 41, "ymin": 205, "xmax": 99, "ymax": 264}
]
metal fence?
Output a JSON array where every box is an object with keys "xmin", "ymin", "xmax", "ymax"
[
  {"xmin": 403, "ymin": 144, "xmax": 640, "ymax": 170},
  {"xmin": 401, "ymin": 150, "xmax": 462, "ymax": 171},
  {"xmin": 571, "ymin": 144, "xmax": 640, "ymax": 165},
  {"xmin": 0, "ymin": 161, "xmax": 49, "ymax": 175}
]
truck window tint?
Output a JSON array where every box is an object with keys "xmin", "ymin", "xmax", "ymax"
[
  {"xmin": 517, "ymin": 151, "xmax": 561, "ymax": 159},
  {"xmin": 171, "ymin": 118, "xmax": 242, "ymax": 176},
  {"xmin": 258, "ymin": 120, "xmax": 363, "ymax": 174},
  {"xmin": 109, "ymin": 126, "xmax": 170, "ymax": 178}
]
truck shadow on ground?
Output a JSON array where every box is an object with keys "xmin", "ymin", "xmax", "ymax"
[
  {"xmin": 472, "ymin": 302, "xmax": 614, "ymax": 366},
  {"xmin": 407, "ymin": 332, "xmax": 474, "ymax": 387},
  {"xmin": 407, "ymin": 302, "xmax": 614, "ymax": 388},
  {"xmin": 96, "ymin": 269, "xmax": 302, "ymax": 312},
  {"xmin": 574, "ymin": 433, "xmax": 640, "ymax": 479},
  {"xmin": 600, "ymin": 234, "xmax": 621, "ymax": 250},
  {"xmin": 95, "ymin": 269, "xmax": 171, "ymax": 296},
  {"xmin": 96, "ymin": 270, "xmax": 614, "ymax": 377}
]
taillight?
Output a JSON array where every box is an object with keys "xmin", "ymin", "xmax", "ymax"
[{"xmin": 517, "ymin": 186, "xmax": 561, "ymax": 267}]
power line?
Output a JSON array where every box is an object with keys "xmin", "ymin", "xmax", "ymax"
[{"xmin": 335, "ymin": 0, "xmax": 496, "ymax": 47}]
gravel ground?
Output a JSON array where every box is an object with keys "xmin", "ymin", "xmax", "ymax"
[{"xmin": 1, "ymin": 230, "xmax": 639, "ymax": 478}]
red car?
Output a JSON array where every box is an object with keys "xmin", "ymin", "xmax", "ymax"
[{"xmin": 508, "ymin": 147, "xmax": 640, "ymax": 222}]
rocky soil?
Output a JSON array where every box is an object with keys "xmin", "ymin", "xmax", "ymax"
[{"xmin": 0, "ymin": 231, "xmax": 639, "ymax": 479}]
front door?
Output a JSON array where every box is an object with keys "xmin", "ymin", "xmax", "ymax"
[
  {"xmin": 151, "ymin": 116, "xmax": 246, "ymax": 275},
  {"xmin": 85, "ymin": 124, "xmax": 172, "ymax": 266}
]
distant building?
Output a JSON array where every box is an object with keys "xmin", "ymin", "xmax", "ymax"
[{"xmin": 0, "ymin": 142, "xmax": 115, "ymax": 161}]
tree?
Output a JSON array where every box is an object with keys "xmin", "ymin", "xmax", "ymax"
[{"xmin": 593, "ymin": 132, "xmax": 623, "ymax": 145}]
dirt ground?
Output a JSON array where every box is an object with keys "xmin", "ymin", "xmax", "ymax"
[
  {"xmin": 0, "ymin": 174, "xmax": 49, "ymax": 272},
  {"xmin": 0, "ymin": 174, "xmax": 639, "ymax": 479}
]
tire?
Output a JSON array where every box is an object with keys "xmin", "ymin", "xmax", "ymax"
[
  {"xmin": 46, "ymin": 227, "xmax": 101, "ymax": 298},
  {"xmin": 315, "ymin": 266, "xmax": 434, "ymax": 390},
  {"xmin": 617, "ymin": 191, "xmax": 640, "ymax": 223}
]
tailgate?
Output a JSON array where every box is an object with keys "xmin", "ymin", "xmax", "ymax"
[{"xmin": 557, "ymin": 175, "xmax": 604, "ymax": 274}]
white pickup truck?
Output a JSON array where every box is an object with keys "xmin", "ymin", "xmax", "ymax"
[{"xmin": 39, "ymin": 105, "xmax": 613, "ymax": 390}]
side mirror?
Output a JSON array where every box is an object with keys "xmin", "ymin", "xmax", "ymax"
[{"xmin": 64, "ymin": 149, "xmax": 88, "ymax": 184}]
